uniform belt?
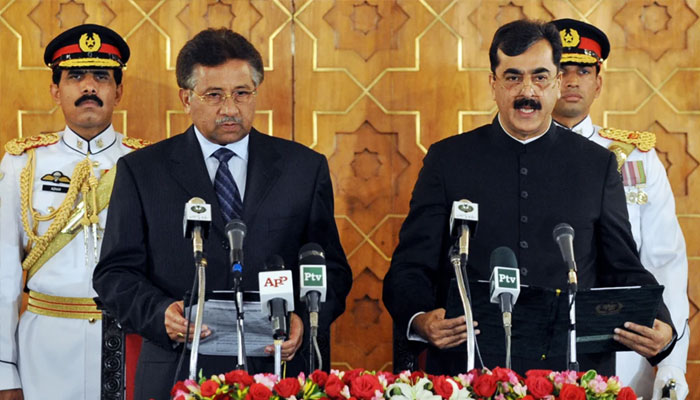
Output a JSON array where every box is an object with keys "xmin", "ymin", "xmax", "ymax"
[{"xmin": 27, "ymin": 290, "xmax": 102, "ymax": 321}]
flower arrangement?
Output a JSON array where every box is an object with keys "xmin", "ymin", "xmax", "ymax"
[{"xmin": 171, "ymin": 368, "xmax": 637, "ymax": 400}]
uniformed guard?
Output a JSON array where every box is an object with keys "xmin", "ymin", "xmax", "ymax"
[
  {"xmin": 0, "ymin": 24, "xmax": 148, "ymax": 399},
  {"xmin": 552, "ymin": 18, "xmax": 689, "ymax": 400}
]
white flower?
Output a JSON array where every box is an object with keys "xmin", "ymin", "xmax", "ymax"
[
  {"xmin": 386, "ymin": 378, "xmax": 441, "ymax": 400},
  {"xmin": 512, "ymin": 383, "xmax": 527, "ymax": 396},
  {"xmin": 446, "ymin": 378, "xmax": 473, "ymax": 400}
]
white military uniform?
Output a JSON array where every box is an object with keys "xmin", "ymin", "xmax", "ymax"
[
  {"xmin": 569, "ymin": 116, "xmax": 689, "ymax": 397},
  {"xmin": 0, "ymin": 125, "xmax": 137, "ymax": 399}
]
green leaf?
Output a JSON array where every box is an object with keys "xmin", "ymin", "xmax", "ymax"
[{"xmin": 580, "ymin": 370, "xmax": 597, "ymax": 385}]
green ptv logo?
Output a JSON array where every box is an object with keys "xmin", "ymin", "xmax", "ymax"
[
  {"xmin": 497, "ymin": 268, "xmax": 518, "ymax": 289},
  {"xmin": 302, "ymin": 266, "xmax": 324, "ymax": 287}
]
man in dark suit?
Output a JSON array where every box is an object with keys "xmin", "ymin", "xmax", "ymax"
[
  {"xmin": 383, "ymin": 19, "xmax": 675, "ymax": 377},
  {"xmin": 94, "ymin": 28, "xmax": 352, "ymax": 399}
]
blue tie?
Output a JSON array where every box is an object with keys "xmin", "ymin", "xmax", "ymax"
[{"xmin": 212, "ymin": 148, "xmax": 243, "ymax": 222}]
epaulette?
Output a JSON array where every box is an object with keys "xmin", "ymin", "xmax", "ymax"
[
  {"xmin": 599, "ymin": 127, "xmax": 655, "ymax": 152},
  {"xmin": 121, "ymin": 136, "xmax": 151, "ymax": 150},
  {"xmin": 4, "ymin": 133, "xmax": 60, "ymax": 156}
]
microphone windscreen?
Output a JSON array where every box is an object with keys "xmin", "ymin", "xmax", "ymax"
[
  {"xmin": 225, "ymin": 219, "xmax": 247, "ymax": 236},
  {"xmin": 553, "ymin": 222, "xmax": 574, "ymax": 242},
  {"xmin": 265, "ymin": 255, "xmax": 285, "ymax": 271},
  {"xmin": 489, "ymin": 246, "xmax": 518, "ymax": 270},
  {"xmin": 298, "ymin": 242, "xmax": 325, "ymax": 265}
]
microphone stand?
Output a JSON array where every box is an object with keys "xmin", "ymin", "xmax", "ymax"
[
  {"xmin": 307, "ymin": 294, "xmax": 321, "ymax": 373},
  {"xmin": 232, "ymin": 266, "xmax": 248, "ymax": 371},
  {"xmin": 567, "ymin": 264, "xmax": 579, "ymax": 372},
  {"xmin": 274, "ymin": 339, "xmax": 283, "ymax": 378},
  {"xmin": 189, "ymin": 257, "xmax": 207, "ymax": 380},
  {"xmin": 450, "ymin": 246, "xmax": 475, "ymax": 371}
]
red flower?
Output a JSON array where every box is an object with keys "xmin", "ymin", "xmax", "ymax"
[
  {"xmin": 432, "ymin": 376, "xmax": 454, "ymax": 399},
  {"xmin": 618, "ymin": 387, "xmax": 637, "ymax": 400},
  {"xmin": 214, "ymin": 394, "xmax": 233, "ymax": 400},
  {"xmin": 559, "ymin": 383, "xmax": 586, "ymax": 400},
  {"xmin": 325, "ymin": 374, "xmax": 347, "ymax": 400},
  {"xmin": 246, "ymin": 383, "xmax": 273, "ymax": 400},
  {"xmin": 171, "ymin": 381, "xmax": 190, "ymax": 396},
  {"xmin": 350, "ymin": 374, "xmax": 383, "ymax": 400},
  {"xmin": 522, "ymin": 396, "xmax": 535, "ymax": 400},
  {"xmin": 472, "ymin": 374, "xmax": 497, "ymax": 398},
  {"xmin": 409, "ymin": 371, "xmax": 426, "ymax": 384},
  {"xmin": 525, "ymin": 370, "xmax": 552, "ymax": 379},
  {"xmin": 491, "ymin": 367, "xmax": 513, "ymax": 382},
  {"xmin": 225, "ymin": 370, "xmax": 254, "ymax": 387},
  {"xmin": 201, "ymin": 380, "xmax": 220, "ymax": 397},
  {"xmin": 524, "ymin": 376, "xmax": 553, "ymax": 399},
  {"xmin": 343, "ymin": 368, "xmax": 364, "ymax": 385},
  {"xmin": 311, "ymin": 370, "xmax": 329, "ymax": 387},
  {"xmin": 275, "ymin": 377, "xmax": 302, "ymax": 398}
]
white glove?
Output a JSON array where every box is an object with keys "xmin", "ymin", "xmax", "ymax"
[{"xmin": 652, "ymin": 365, "xmax": 688, "ymax": 400}]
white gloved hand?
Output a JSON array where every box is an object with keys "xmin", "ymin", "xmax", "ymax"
[{"xmin": 652, "ymin": 365, "xmax": 688, "ymax": 400}]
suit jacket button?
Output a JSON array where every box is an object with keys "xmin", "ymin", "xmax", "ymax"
[
  {"xmin": 519, "ymin": 240, "xmax": 528, "ymax": 249},
  {"xmin": 222, "ymin": 241, "xmax": 230, "ymax": 250}
]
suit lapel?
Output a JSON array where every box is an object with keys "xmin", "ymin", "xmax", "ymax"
[
  {"xmin": 167, "ymin": 126, "xmax": 226, "ymax": 235},
  {"xmin": 243, "ymin": 129, "xmax": 282, "ymax": 223}
]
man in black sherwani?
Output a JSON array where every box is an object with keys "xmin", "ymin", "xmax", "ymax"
[{"xmin": 383, "ymin": 19, "xmax": 675, "ymax": 377}]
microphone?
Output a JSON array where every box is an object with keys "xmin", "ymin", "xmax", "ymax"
[
  {"xmin": 553, "ymin": 223, "xmax": 580, "ymax": 371},
  {"xmin": 258, "ymin": 255, "xmax": 295, "ymax": 340},
  {"xmin": 183, "ymin": 197, "xmax": 212, "ymax": 262},
  {"xmin": 299, "ymin": 243, "xmax": 327, "ymax": 372},
  {"xmin": 449, "ymin": 199, "xmax": 479, "ymax": 259},
  {"xmin": 489, "ymin": 246, "xmax": 520, "ymax": 319},
  {"xmin": 225, "ymin": 219, "xmax": 246, "ymax": 283},
  {"xmin": 553, "ymin": 223, "xmax": 576, "ymax": 271},
  {"xmin": 299, "ymin": 243, "xmax": 327, "ymax": 324},
  {"xmin": 489, "ymin": 246, "xmax": 520, "ymax": 369}
]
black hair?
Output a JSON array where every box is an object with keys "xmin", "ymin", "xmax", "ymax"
[
  {"xmin": 489, "ymin": 19, "xmax": 562, "ymax": 74},
  {"xmin": 176, "ymin": 28, "xmax": 264, "ymax": 89},
  {"xmin": 51, "ymin": 67, "xmax": 123, "ymax": 85}
]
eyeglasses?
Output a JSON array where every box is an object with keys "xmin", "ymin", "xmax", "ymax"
[
  {"xmin": 190, "ymin": 88, "xmax": 257, "ymax": 106},
  {"xmin": 494, "ymin": 72, "xmax": 559, "ymax": 92}
]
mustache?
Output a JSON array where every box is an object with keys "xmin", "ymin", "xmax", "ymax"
[
  {"xmin": 513, "ymin": 97, "xmax": 542, "ymax": 110},
  {"xmin": 216, "ymin": 116, "xmax": 243, "ymax": 125},
  {"xmin": 75, "ymin": 94, "xmax": 103, "ymax": 107}
]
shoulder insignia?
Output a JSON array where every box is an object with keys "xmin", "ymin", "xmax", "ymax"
[
  {"xmin": 121, "ymin": 136, "xmax": 151, "ymax": 150},
  {"xmin": 4, "ymin": 133, "xmax": 60, "ymax": 156},
  {"xmin": 599, "ymin": 127, "xmax": 655, "ymax": 152}
]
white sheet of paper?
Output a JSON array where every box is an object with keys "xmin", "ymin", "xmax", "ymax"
[{"xmin": 186, "ymin": 299, "xmax": 275, "ymax": 357}]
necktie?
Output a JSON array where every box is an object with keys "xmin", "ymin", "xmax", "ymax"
[{"xmin": 212, "ymin": 148, "xmax": 243, "ymax": 222}]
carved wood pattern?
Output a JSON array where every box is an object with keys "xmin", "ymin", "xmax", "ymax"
[{"xmin": 1, "ymin": 0, "xmax": 698, "ymax": 394}]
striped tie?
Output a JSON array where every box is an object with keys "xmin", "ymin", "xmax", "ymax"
[{"xmin": 212, "ymin": 148, "xmax": 243, "ymax": 222}]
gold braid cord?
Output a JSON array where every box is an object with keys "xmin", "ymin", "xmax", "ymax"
[
  {"xmin": 20, "ymin": 152, "xmax": 95, "ymax": 271},
  {"xmin": 599, "ymin": 127, "xmax": 656, "ymax": 152},
  {"xmin": 4, "ymin": 133, "xmax": 59, "ymax": 156},
  {"xmin": 27, "ymin": 167, "xmax": 117, "ymax": 280}
]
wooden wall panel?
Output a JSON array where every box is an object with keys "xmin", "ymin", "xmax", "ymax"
[{"xmin": 1, "ymin": 0, "xmax": 698, "ymax": 393}]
